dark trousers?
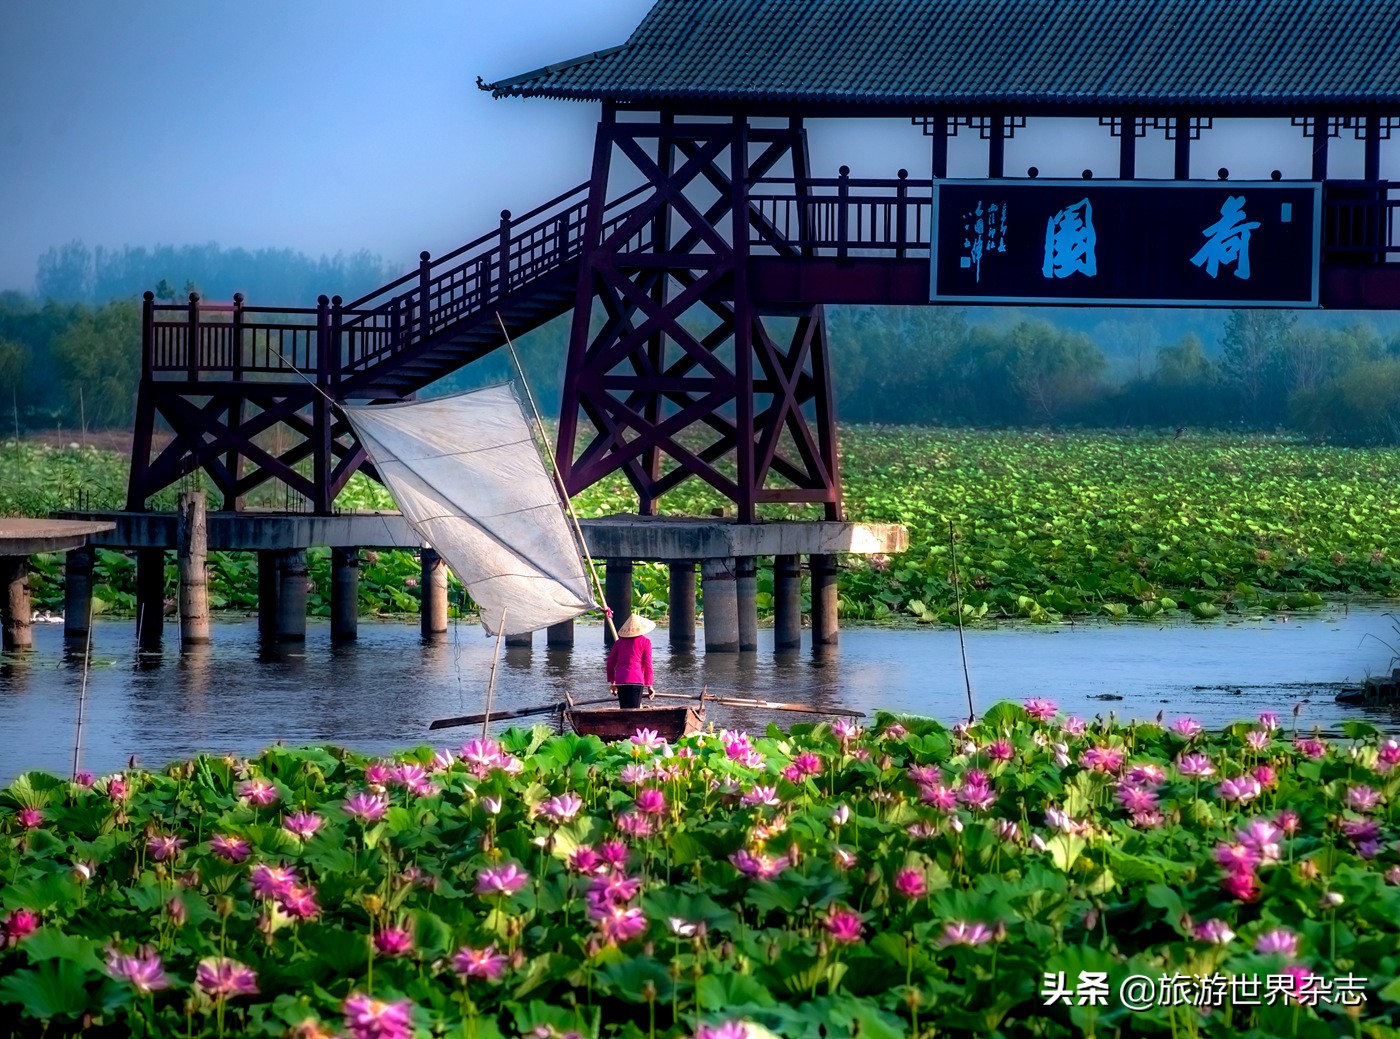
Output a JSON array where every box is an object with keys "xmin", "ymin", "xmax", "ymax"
[{"xmin": 616, "ymin": 684, "xmax": 644, "ymax": 709}]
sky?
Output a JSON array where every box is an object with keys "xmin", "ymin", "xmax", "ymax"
[{"xmin": 2, "ymin": 0, "xmax": 1395, "ymax": 297}]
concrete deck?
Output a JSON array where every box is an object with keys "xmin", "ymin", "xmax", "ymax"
[
  {"xmin": 52, "ymin": 511, "xmax": 906, "ymax": 560},
  {"xmin": 0, "ymin": 519, "xmax": 117, "ymax": 556}
]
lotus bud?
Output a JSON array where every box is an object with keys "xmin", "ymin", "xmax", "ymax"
[
  {"xmin": 216, "ymin": 896, "xmax": 236, "ymax": 919},
  {"xmin": 510, "ymin": 949, "xmax": 526, "ymax": 970},
  {"xmin": 904, "ymin": 987, "xmax": 923, "ymax": 1010},
  {"xmin": 362, "ymin": 894, "xmax": 383, "ymax": 915},
  {"xmin": 1298, "ymin": 860, "xmax": 1318, "ymax": 881},
  {"xmin": 717, "ymin": 940, "xmax": 733, "ymax": 961},
  {"xmin": 641, "ymin": 980, "xmax": 657, "ymax": 1003},
  {"xmin": 1321, "ymin": 891, "xmax": 1344, "ymax": 909},
  {"xmin": 72, "ymin": 861, "xmax": 95, "ymax": 883},
  {"xmin": 1083, "ymin": 907, "xmax": 1100, "ymax": 931},
  {"xmin": 1030, "ymin": 833, "xmax": 1048, "ymax": 853},
  {"xmin": 166, "ymin": 897, "xmax": 187, "ymax": 926}
]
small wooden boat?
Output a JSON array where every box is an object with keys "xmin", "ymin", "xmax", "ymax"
[{"xmin": 566, "ymin": 704, "xmax": 705, "ymax": 741}]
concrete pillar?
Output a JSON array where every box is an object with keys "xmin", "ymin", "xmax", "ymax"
[
  {"xmin": 64, "ymin": 546, "xmax": 95, "ymax": 642},
  {"xmin": 257, "ymin": 550, "xmax": 280, "ymax": 638},
  {"xmin": 275, "ymin": 548, "xmax": 308, "ymax": 642},
  {"xmin": 135, "ymin": 548, "xmax": 165, "ymax": 652},
  {"xmin": 546, "ymin": 620, "xmax": 574, "ymax": 649},
  {"xmin": 505, "ymin": 630, "xmax": 533, "ymax": 648},
  {"xmin": 420, "ymin": 548, "xmax": 448, "ymax": 638},
  {"xmin": 773, "ymin": 554, "xmax": 803, "ymax": 651},
  {"xmin": 700, "ymin": 558, "xmax": 739, "ymax": 654},
  {"xmin": 735, "ymin": 557, "xmax": 758, "ymax": 652},
  {"xmin": 604, "ymin": 559, "xmax": 633, "ymax": 645},
  {"xmin": 331, "ymin": 548, "xmax": 359, "ymax": 643},
  {"xmin": 668, "ymin": 561, "xmax": 697, "ymax": 651},
  {"xmin": 810, "ymin": 553, "xmax": 840, "ymax": 646},
  {"xmin": 1, "ymin": 556, "xmax": 33, "ymax": 652},
  {"xmin": 177, "ymin": 491, "xmax": 211, "ymax": 648}
]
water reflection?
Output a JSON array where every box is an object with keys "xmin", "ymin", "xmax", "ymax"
[{"xmin": 2, "ymin": 608, "xmax": 1399, "ymax": 783}]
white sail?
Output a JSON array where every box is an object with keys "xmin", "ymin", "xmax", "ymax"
[{"xmin": 341, "ymin": 385, "xmax": 596, "ymax": 636}]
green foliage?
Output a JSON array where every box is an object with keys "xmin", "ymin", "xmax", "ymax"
[{"xmin": 3, "ymin": 708, "xmax": 1399, "ymax": 1037}]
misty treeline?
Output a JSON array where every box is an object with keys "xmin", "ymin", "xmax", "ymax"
[
  {"xmin": 831, "ymin": 307, "xmax": 1400, "ymax": 443},
  {"xmin": 4, "ymin": 246, "xmax": 1400, "ymax": 441}
]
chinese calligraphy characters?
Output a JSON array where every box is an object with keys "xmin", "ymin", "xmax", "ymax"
[
  {"xmin": 1042, "ymin": 199, "xmax": 1097, "ymax": 279},
  {"xmin": 1191, "ymin": 195, "xmax": 1261, "ymax": 280}
]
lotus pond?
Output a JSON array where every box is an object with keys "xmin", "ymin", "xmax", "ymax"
[
  {"xmin": 4, "ymin": 703, "xmax": 1400, "ymax": 1038},
  {"xmin": 6, "ymin": 428, "xmax": 1400, "ymax": 624}
]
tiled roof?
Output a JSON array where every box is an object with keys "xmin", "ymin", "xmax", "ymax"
[{"xmin": 480, "ymin": 0, "xmax": 1400, "ymax": 109}]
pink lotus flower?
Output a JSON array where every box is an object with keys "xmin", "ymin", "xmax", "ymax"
[
  {"xmin": 1258, "ymin": 711, "xmax": 1280, "ymax": 732},
  {"xmin": 832, "ymin": 718, "xmax": 861, "ymax": 742},
  {"xmin": 279, "ymin": 884, "xmax": 321, "ymax": 920},
  {"xmin": 1245, "ymin": 730, "xmax": 1271, "ymax": 751},
  {"xmin": 195, "ymin": 957, "xmax": 259, "ymax": 999},
  {"xmin": 830, "ymin": 804, "xmax": 850, "ymax": 826},
  {"xmin": 1294, "ymin": 737, "xmax": 1327, "ymax": 759},
  {"xmin": 1193, "ymin": 919, "xmax": 1235, "ymax": 945},
  {"xmin": 825, "ymin": 906, "xmax": 863, "ymax": 944},
  {"xmin": 343, "ymin": 992, "xmax": 414, "ymax": 1039},
  {"xmin": 452, "ymin": 944, "xmax": 507, "ymax": 980},
  {"xmin": 237, "ymin": 778, "xmax": 280, "ymax": 806},
  {"xmin": 619, "ymin": 763, "xmax": 651, "ymax": 785},
  {"xmin": 283, "ymin": 812, "xmax": 324, "ymax": 841},
  {"xmin": 984, "ymin": 739, "xmax": 1012, "ymax": 762},
  {"xmin": 567, "ymin": 846, "xmax": 606, "ymax": 875},
  {"xmin": 883, "ymin": 721, "xmax": 907, "ymax": 739},
  {"xmin": 363, "ymin": 762, "xmax": 392, "ymax": 786},
  {"xmin": 791, "ymin": 752, "xmax": 822, "ymax": 776},
  {"xmin": 729, "ymin": 849, "xmax": 789, "ymax": 879},
  {"xmin": 957, "ymin": 778, "xmax": 996, "ymax": 813},
  {"xmin": 893, "ymin": 867, "xmax": 927, "ymax": 899},
  {"xmin": 631, "ymin": 727, "xmax": 666, "ymax": 751},
  {"xmin": 146, "ymin": 834, "xmax": 185, "ymax": 862},
  {"xmin": 1221, "ymin": 870, "xmax": 1260, "ymax": 902},
  {"xmin": 15, "ymin": 806, "xmax": 43, "ymax": 829},
  {"xmin": 107, "ymin": 948, "xmax": 171, "ymax": 993},
  {"xmin": 1170, "ymin": 717, "xmax": 1203, "ymax": 739},
  {"xmin": 1253, "ymin": 764, "xmax": 1278, "ymax": 789},
  {"xmin": 74, "ymin": 771, "xmax": 94, "ymax": 787},
  {"xmin": 1276, "ymin": 810, "xmax": 1301, "ymax": 835},
  {"xmin": 615, "ymin": 810, "xmax": 655, "ymax": 837},
  {"xmin": 250, "ymin": 863, "xmax": 299, "ymax": 900},
  {"xmin": 919, "ymin": 783, "xmax": 958, "ymax": 812},
  {"xmin": 1062, "ymin": 716, "xmax": 1087, "ymax": 737},
  {"xmin": 741, "ymin": 785, "xmax": 780, "ymax": 808},
  {"xmin": 373, "ymin": 926, "xmax": 415, "ymax": 958},
  {"xmin": 1237, "ymin": 819, "xmax": 1283, "ymax": 863},
  {"xmin": 1340, "ymin": 817, "xmax": 1380, "ymax": 844},
  {"xmin": 1079, "ymin": 746, "xmax": 1125, "ymax": 773},
  {"xmin": 105, "ymin": 774, "xmax": 130, "ymax": 801},
  {"xmin": 1254, "ymin": 928, "xmax": 1300, "ymax": 958},
  {"xmin": 476, "ymin": 862, "xmax": 529, "ymax": 896},
  {"xmin": 833, "ymin": 847, "xmax": 858, "ymax": 871},
  {"xmin": 1130, "ymin": 810, "xmax": 1165, "ymax": 829},
  {"xmin": 907, "ymin": 765, "xmax": 940, "ymax": 786},
  {"xmin": 1214, "ymin": 842, "xmax": 1260, "ymax": 873},
  {"xmin": 635, "ymin": 787, "xmax": 668, "ymax": 815},
  {"xmin": 343, "ymin": 791, "xmax": 388, "ymax": 822},
  {"xmin": 1385, "ymin": 865, "xmax": 1400, "ymax": 885},
  {"xmin": 1117, "ymin": 785, "xmax": 1159, "ymax": 815},
  {"xmin": 596, "ymin": 904, "xmax": 648, "ymax": 944},
  {"xmin": 209, "ymin": 834, "xmax": 251, "ymax": 863},
  {"xmin": 1344, "ymin": 785, "xmax": 1382, "ymax": 813},
  {"xmin": 586, "ymin": 873, "xmax": 643, "ymax": 912},
  {"xmin": 1175, "ymin": 752, "xmax": 1215, "ymax": 778},
  {"xmin": 431, "ymin": 748, "xmax": 455, "ymax": 772},
  {"xmin": 538, "ymin": 792, "xmax": 584, "ymax": 823},
  {"xmin": 695, "ymin": 1024, "xmax": 749, "ymax": 1039},
  {"xmin": 1377, "ymin": 739, "xmax": 1400, "ymax": 774},
  {"xmin": 1217, "ymin": 776, "xmax": 1262, "ymax": 804},
  {"xmin": 599, "ymin": 840, "xmax": 629, "ymax": 868},
  {"xmin": 1124, "ymin": 764, "xmax": 1167, "ymax": 788},
  {"xmin": 1024, "ymin": 697, "xmax": 1058, "ymax": 722},
  {"xmin": 2, "ymin": 908, "xmax": 39, "ymax": 944},
  {"xmin": 935, "ymin": 920, "xmax": 996, "ymax": 947},
  {"xmin": 994, "ymin": 818, "xmax": 1020, "ymax": 843}
]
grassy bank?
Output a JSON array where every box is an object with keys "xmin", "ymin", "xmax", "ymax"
[{"xmin": 4, "ymin": 428, "xmax": 1399, "ymax": 623}]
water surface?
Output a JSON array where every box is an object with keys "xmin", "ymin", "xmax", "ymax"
[{"xmin": 2, "ymin": 606, "xmax": 1397, "ymax": 784}]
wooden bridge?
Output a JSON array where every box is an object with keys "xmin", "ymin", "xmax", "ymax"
[{"xmin": 128, "ymin": 0, "xmax": 1400, "ymax": 522}]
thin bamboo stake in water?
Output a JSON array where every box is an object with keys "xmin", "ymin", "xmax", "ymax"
[
  {"xmin": 71, "ymin": 621, "xmax": 92, "ymax": 780},
  {"xmin": 481, "ymin": 606, "xmax": 507, "ymax": 737},
  {"xmin": 950, "ymin": 519, "xmax": 976, "ymax": 723},
  {"xmin": 496, "ymin": 312, "xmax": 618, "ymax": 643}
]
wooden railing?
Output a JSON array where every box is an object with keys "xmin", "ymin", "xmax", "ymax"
[{"xmin": 143, "ymin": 175, "xmax": 1400, "ymax": 383}]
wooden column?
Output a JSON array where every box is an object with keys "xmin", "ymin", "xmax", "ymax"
[
  {"xmin": 700, "ymin": 559, "xmax": 738, "ymax": 654},
  {"xmin": 810, "ymin": 554, "xmax": 840, "ymax": 647},
  {"xmin": 735, "ymin": 558, "xmax": 758, "ymax": 652},
  {"xmin": 257, "ymin": 550, "xmax": 280, "ymax": 639},
  {"xmin": 420, "ymin": 548, "xmax": 448, "ymax": 638},
  {"xmin": 177, "ymin": 491, "xmax": 211, "ymax": 648},
  {"xmin": 604, "ymin": 559, "xmax": 633, "ymax": 646},
  {"xmin": 547, "ymin": 620, "xmax": 574, "ymax": 649},
  {"xmin": 275, "ymin": 548, "xmax": 308, "ymax": 642},
  {"xmin": 135, "ymin": 548, "xmax": 165, "ymax": 652},
  {"xmin": 331, "ymin": 548, "xmax": 359, "ymax": 643},
  {"xmin": 1173, "ymin": 114, "xmax": 1192, "ymax": 180},
  {"xmin": 773, "ymin": 554, "xmax": 802, "ymax": 651},
  {"xmin": 668, "ymin": 561, "xmax": 697, "ymax": 651},
  {"xmin": 64, "ymin": 546, "xmax": 95, "ymax": 642},
  {"xmin": 1, "ymin": 556, "xmax": 32, "ymax": 652},
  {"xmin": 1118, "ymin": 118, "xmax": 1137, "ymax": 180}
]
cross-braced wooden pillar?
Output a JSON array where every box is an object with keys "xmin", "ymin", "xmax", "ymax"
[{"xmin": 556, "ymin": 113, "xmax": 843, "ymax": 521}]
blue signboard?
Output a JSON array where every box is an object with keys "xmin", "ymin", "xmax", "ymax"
[{"xmin": 931, "ymin": 180, "xmax": 1321, "ymax": 306}]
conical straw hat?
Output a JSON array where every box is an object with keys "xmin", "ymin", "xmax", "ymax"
[{"xmin": 616, "ymin": 613, "xmax": 656, "ymax": 638}]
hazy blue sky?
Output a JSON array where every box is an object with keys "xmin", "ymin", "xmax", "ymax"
[{"xmin": 3, "ymin": 1, "xmax": 1394, "ymax": 295}]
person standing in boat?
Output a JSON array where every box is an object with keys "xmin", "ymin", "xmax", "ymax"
[{"xmin": 607, "ymin": 614, "xmax": 655, "ymax": 708}]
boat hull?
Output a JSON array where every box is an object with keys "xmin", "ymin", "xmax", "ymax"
[{"xmin": 567, "ymin": 705, "xmax": 703, "ymax": 741}]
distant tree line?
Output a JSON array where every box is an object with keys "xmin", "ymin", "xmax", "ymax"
[{"xmin": 5, "ymin": 241, "xmax": 1400, "ymax": 443}]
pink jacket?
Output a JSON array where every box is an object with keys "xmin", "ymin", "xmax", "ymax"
[{"xmin": 606, "ymin": 635, "xmax": 653, "ymax": 686}]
